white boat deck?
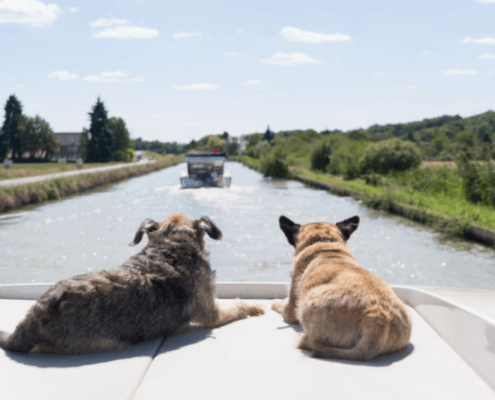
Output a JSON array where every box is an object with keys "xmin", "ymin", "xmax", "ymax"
[{"xmin": 1, "ymin": 283, "xmax": 494, "ymax": 400}]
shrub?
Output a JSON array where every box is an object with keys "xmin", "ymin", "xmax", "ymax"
[
  {"xmin": 310, "ymin": 142, "xmax": 330, "ymax": 171},
  {"xmin": 456, "ymin": 154, "xmax": 495, "ymax": 207},
  {"xmin": 360, "ymin": 139, "xmax": 422, "ymax": 174},
  {"xmin": 260, "ymin": 148, "xmax": 290, "ymax": 178}
]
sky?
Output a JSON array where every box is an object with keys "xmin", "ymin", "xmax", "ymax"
[{"xmin": 1, "ymin": 0, "xmax": 495, "ymax": 143}]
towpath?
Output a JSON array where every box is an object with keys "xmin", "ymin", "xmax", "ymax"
[{"xmin": 0, "ymin": 159, "xmax": 154, "ymax": 188}]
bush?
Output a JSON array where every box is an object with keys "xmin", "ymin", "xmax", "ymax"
[
  {"xmin": 260, "ymin": 148, "xmax": 290, "ymax": 178},
  {"xmin": 360, "ymin": 139, "xmax": 422, "ymax": 174},
  {"xmin": 310, "ymin": 142, "xmax": 330, "ymax": 171},
  {"xmin": 456, "ymin": 154, "xmax": 495, "ymax": 207}
]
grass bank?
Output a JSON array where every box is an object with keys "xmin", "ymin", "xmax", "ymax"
[
  {"xmin": 0, "ymin": 154, "xmax": 183, "ymax": 214},
  {"xmin": 232, "ymin": 155, "xmax": 495, "ymax": 247},
  {"xmin": 0, "ymin": 161, "xmax": 126, "ymax": 181}
]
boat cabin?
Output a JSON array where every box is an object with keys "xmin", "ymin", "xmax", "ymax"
[{"xmin": 181, "ymin": 152, "xmax": 231, "ymax": 188}]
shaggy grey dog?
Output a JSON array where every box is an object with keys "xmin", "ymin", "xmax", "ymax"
[{"xmin": 0, "ymin": 213, "xmax": 265, "ymax": 354}]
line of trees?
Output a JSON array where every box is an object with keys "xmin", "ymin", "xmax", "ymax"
[
  {"xmin": 0, "ymin": 95, "xmax": 58, "ymax": 161},
  {"xmin": 0, "ymin": 94, "xmax": 135, "ymax": 163},
  {"xmin": 78, "ymin": 97, "xmax": 133, "ymax": 163}
]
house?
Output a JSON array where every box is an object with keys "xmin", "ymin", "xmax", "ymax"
[{"xmin": 54, "ymin": 132, "xmax": 80, "ymax": 159}]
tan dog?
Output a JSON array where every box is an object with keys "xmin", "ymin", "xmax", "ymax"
[{"xmin": 272, "ymin": 215, "xmax": 411, "ymax": 360}]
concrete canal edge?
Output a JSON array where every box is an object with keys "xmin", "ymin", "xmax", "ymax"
[{"xmin": 293, "ymin": 174, "xmax": 495, "ymax": 247}]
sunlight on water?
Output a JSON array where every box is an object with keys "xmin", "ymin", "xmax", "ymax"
[{"xmin": 0, "ymin": 162, "xmax": 494, "ymax": 289}]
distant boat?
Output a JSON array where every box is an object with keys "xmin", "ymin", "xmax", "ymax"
[{"xmin": 180, "ymin": 152, "xmax": 231, "ymax": 189}]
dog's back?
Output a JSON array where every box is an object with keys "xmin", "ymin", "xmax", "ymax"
[{"xmin": 277, "ymin": 216, "xmax": 412, "ymax": 361}]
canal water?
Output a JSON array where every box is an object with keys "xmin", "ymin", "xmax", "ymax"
[{"xmin": 1, "ymin": 162, "xmax": 494, "ymax": 289}]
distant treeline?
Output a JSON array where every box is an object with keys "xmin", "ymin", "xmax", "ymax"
[{"xmin": 132, "ymin": 111, "xmax": 495, "ymax": 158}]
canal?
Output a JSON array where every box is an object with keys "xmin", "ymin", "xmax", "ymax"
[{"xmin": 1, "ymin": 162, "xmax": 494, "ymax": 289}]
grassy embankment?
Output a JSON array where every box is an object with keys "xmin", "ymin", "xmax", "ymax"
[
  {"xmin": 0, "ymin": 153, "xmax": 183, "ymax": 214},
  {"xmin": 232, "ymin": 155, "xmax": 495, "ymax": 246},
  {"xmin": 0, "ymin": 161, "xmax": 124, "ymax": 181}
]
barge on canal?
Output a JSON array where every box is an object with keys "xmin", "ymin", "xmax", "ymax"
[{"xmin": 180, "ymin": 152, "xmax": 231, "ymax": 189}]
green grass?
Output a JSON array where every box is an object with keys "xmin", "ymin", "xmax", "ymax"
[
  {"xmin": 0, "ymin": 161, "xmax": 126, "ymax": 181},
  {"xmin": 233, "ymin": 156, "xmax": 495, "ymax": 242},
  {"xmin": 296, "ymin": 167, "xmax": 495, "ymax": 233},
  {"xmin": 0, "ymin": 154, "xmax": 183, "ymax": 213}
]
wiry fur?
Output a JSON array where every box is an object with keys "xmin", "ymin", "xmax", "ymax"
[
  {"xmin": 272, "ymin": 215, "xmax": 411, "ymax": 361},
  {"xmin": 0, "ymin": 213, "xmax": 264, "ymax": 354}
]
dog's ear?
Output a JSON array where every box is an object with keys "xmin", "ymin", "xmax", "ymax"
[
  {"xmin": 336, "ymin": 216, "xmax": 359, "ymax": 241},
  {"xmin": 129, "ymin": 219, "xmax": 159, "ymax": 246},
  {"xmin": 194, "ymin": 216, "xmax": 222, "ymax": 240},
  {"xmin": 279, "ymin": 216, "xmax": 300, "ymax": 247}
]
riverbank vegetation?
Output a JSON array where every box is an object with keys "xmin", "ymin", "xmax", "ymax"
[
  {"xmin": 0, "ymin": 161, "xmax": 126, "ymax": 181},
  {"xmin": 230, "ymin": 113, "xmax": 495, "ymax": 245},
  {"xmin": 0, "ymin": 154, "xmax": 182, "ymax": 214}
]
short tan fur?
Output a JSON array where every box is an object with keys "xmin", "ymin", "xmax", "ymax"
[{"xmin": 272, "ymin": 215, "xmax": 411, "ymax": 361}]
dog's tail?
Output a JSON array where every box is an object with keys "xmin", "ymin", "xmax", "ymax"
[
  {"xmin": 297, "ymin": 317, "xmax": 393, "ymax": 361},
  {"xmin": 0, "ymin": 331, "xmax": 14, "ymax": 351},
  {"xmin": 0, "ymin": 325, "xmax": 38, "ymax": 353}
]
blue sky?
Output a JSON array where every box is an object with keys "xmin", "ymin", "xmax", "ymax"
[{"xmin": 1, "ymin": 0, "xmax": 495, "ymax": 143}]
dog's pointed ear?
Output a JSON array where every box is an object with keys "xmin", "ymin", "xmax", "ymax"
[
  {"xmin": 336, "ymin": 216, "xmax": 359, "ymax": 241},
  {"xmin": 194, "ymin": 216, "xmax": 222, "ymax": 240},
  {"xmin": 279, "ymin": 216, "xmax": 300, "ymax": 247},
  {"xmin": 129, "ymin": 219, "xmax": 159, "ymax": 246}
]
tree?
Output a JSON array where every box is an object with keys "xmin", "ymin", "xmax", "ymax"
[
  {"xmin": 263, "ymin": 125, "xmax": 274, "ymax": 143},
  {"xmin": 0, "ymin": 94, "xmax": 23, "ymax": 160},
  {"xmin": 86, "ymin": 97, "xmax": 112, "ymax": 162},
  {"xmin": 348, "ymin": 129, "xmax": 369, "ymax": 141},
  {"xmin": 207, "ymin": 135, "xmax": 225, "ymax": 151},
  {"xmin": 428, "ymin": 132, "xmax": 451, "ymax": 157},
  {"xmin": 360, "ymin": 138, "xmax": 422, "ymax": 174},
  {"xmin": 106, "ymin": 117, "xmax": 131, "ymax": 161},
  {"xmin": 13, "ymin": 114, "xmax": 57, "ymax": 160},
  {"xmin": 455, "ymin": 130, "xmax": 477, "ymax": 147}
]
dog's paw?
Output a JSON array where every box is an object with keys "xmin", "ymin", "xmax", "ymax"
[
  {"xmin": 271, "ymin": 299, "xmax": 285, "ymax": 313},
  {"xmin": 234, "ymin": 301, "xmax": 265, "ymax": 318},
  {"xmin": 247, "ymin": 303, "xmax": 265, "ymax": 317}
]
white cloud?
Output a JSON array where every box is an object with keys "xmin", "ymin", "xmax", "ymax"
[
  {"xmin": 224, "ymin": 51, "xmax": 245, "ymax": 57},
  {"xmin": 374, "ymin": 71, "xmax": 387, "ymax": 77},
  {"xmin": 462, "ymin": 36, "xmax": 495, "ymax": 45},
  {"xmin": 478, "ymin": 53, "xmax": 495, "ymax": 59},
  {"xmin": 83, "ymin": 71, "xmax": 144, "ymax": 83},
  {"xmin": 0, "ymin": 0, "xmax": 62, "ymax": 27},
  {"xmin": 260, "ymin": 52, "xmax": 321, "ymax": 66},
  {"xmin": 173, "ymin": 32, "xmax": 203, "ymax": 39},
  {"xmin": 236, "ymin": 29, "xmax": 244, "ymax": 34},
  {"xmin": 280, "ymin": 27, "xmax": 351, "ymax": 43},
  {"xmin": 93, "ymin": 25, "xmax": 159, "ymax": 39},
  {"xmin": 441, "ymin": 69, "xmax": 478, "ymax": 75},
  {"xmin": 68, "ymin": 7, "xmax": 80, "ymax": 13},
  {"xmin": 244, "ymin": 79, "xmax": 263, "ymax": 85},
  {"xmin": 475, "ymin": 0, "xmax": 495, "ymax": 3},
  {"xmin": 173, "ymin": 83, "xmax": 219, "ymax": 90},
  {"xmin": 90, "ymin": 18, "xmax": 129, "ymax": 28},
  {"xmin": 48, "ymin": 70, "xmax": 79, "ymax": 80}
]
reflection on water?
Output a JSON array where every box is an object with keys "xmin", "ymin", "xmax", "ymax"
[{"xmin": 0, "ymin": 162, "xmax": 494, "ymax": 289}]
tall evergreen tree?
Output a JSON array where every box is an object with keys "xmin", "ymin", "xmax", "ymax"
[
  {"xmin": 263, "ymin": 125, "xmax": 274, "ymax": 143},
  {"xmin": 87, "ymin": 97, "xmax": 112, "ymax": 162},
  {"xmin": 0, "ymin": 94, "xmax": 23, "ymax": 160}
]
